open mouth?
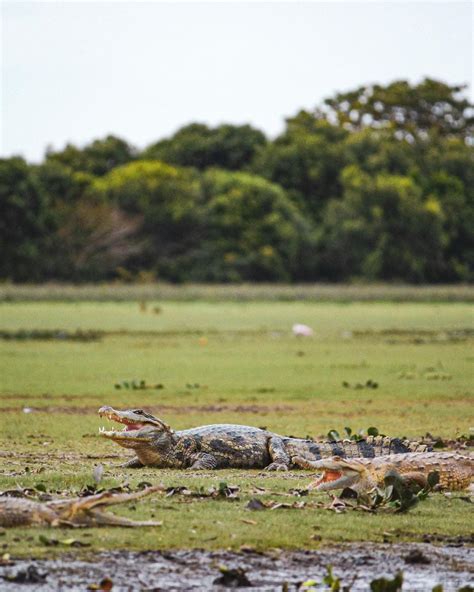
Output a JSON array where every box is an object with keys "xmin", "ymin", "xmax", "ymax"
[
  {"xmin": 98, "ymin": 422, "xmax": 145, "ymax": 434},
  {"xmin": 310, "ymin": 469, "xmax": 344, "ymax": 489},
  {"xmin": 98, "ymin": 408, "xmax": 147, "ymax": 435}
]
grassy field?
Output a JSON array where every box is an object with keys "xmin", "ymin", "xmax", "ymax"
[
  {"xmin": 0, "ymin": 298, "xmax": 472, "ymax": 557},
  {"xmin": 1, "ymin": 282, "xmax": 474, "ymax": 302}
]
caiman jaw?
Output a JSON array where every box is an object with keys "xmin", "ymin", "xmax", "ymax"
[
  {"xmin": 309, "ymin": 469, "xmax": 344, "ymax": 490},
  {"xmin": 98, "ymin": 426, "xmax": 146, "ymax": 441},
  {"xmin": 306, "ymin": 458, "xmax": 362, "ymax": 491},
  {"xmin": 99, "ymin": 408, "xmax": 146, "ymax": 432},
  {"xmin": 98, "ymin": 406, "xmax": 162, "ymax": 441}
]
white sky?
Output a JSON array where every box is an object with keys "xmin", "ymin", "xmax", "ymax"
[{"xmin": 1, "ymin": 1, "xmax": 472, "ymax": 162}]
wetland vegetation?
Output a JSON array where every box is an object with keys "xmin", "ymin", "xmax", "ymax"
[{"xmin": 0, "ymin": 295, "xmax": 472, "ymax": 558}]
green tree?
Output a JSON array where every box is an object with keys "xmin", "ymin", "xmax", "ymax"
[
  {"xmin": 318, "ymin": 166, "xmax": 447, "ymax": 281},
  {"xmin": 92, "ymin": 160, "xmax": 203, "ymax": 279},
  {"xmin": 342, "ymin": 129, "xmax": 416, "ymax": 176},
  {"xmin": 36, "ymin": 160, "xmax": 94, "ymax": 204},
  {"xmin": 143, "ymin": 123, "xmax": 267, "ymax": 171},
  {"xmin": 417, "ymin": 137, "xmax": 474, "ymax": 279},
  {"xmin": 189, "ymin": 169, "xmax": 315, "ymax": 281},
  {"xmin": 0, "ymin": 158, "xmax": 55, "ymax": 281},
  {"xmin": 52, "ymin": 198, "xmax": 143, "ymax": 281},
  {"xmin": 46, "ymin": 135, "xmax": 136, "ymax": 176},
  {"xmin": 2, "ymin": 76, "xmax": 473, "ymax": 284},
  {"xmin": 252, "ymin": 113, "xmax": 348, "ymax": 220},
  {"xmin": 324, "ymin": 78, "xmax": 474, "ymax": 140}
]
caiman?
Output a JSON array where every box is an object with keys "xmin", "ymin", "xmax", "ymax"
[
  {"xmin": 293, "ymin": 452, "xmax": 474, "ymax": 492},
  {"xmin": 0, "ymin": 486, "xmax": 163, "ymax": 528},
  {"xmin": 98, "ymin": 406, "xmax": 429, "ymax": 471}
]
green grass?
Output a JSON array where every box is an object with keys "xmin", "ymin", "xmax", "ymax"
[
  {"xmin": 0, "ymin": 471, "xmax": 471, "ymax": 558},
  {"xmin": 1, "ymin": 282, "xmax": 474, "ymax": 302},
  {"xmin": 0, "ymin": 300, "xmax": 472, "ymax": 557}
]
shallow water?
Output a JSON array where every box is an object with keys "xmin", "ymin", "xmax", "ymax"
[{"xmin": 1, "ymin": 543, "xmax": 473, "ymax": 591}]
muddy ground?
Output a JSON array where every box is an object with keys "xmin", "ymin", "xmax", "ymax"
[{"xmin": 1, "ymin": 544, "xmax": 473, "ymax": 591}]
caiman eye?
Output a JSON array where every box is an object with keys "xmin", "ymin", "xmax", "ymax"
[{"xmin": 133, "ymin": 410, "xmax": 144, "ymax": 415}]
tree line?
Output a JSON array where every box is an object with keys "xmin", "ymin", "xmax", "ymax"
[{"xmin": 1, "ymin": 78, "xmax": 473, "ymax": 283}]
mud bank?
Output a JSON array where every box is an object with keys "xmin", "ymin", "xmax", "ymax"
[{"xmin": 1, "ymin": 544, "xmax": 473, "ymax": 591}]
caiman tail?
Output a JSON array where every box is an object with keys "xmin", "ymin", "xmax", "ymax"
[{"xmin": 285, "ymin": 435, "xmax": 431, "ymax": 462}]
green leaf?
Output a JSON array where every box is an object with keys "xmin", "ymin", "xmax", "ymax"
[
  {"xmin": 322, "ymin": 565, "xmax": 341, "ymax": 590},
  {"xmin": 370, "ymin": 571, "xmax": 403, "ymax": 592},
  {"xmin": 301, "ymin": 580, "xmax": 319, "ymax": 590},
  {"xmin": 367, "ymin": 426, "xmax": 379, "ymax": 437},
  {"xmin": 417, "ymin": 490, "xmax": 429, "ymax": 501},
  {"xmin": 327, "ymin": 430, "xmax": 340, "ymax": 441},
  {"xmin": 60, "ymin": 538, "xmax": 91, "ymax": 547},
  {"xmin": 39, "ymin": 534, "xmax": 58, "ymax": 546}
]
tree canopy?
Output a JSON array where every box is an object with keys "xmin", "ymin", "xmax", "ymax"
[
  {"xmin": 143, "ymin": 123, "xmax": 267, "ymax": 171},
  {"xmin": 191, "ymin": 170, "xmax": 314, "ymax": 282},
  {"xmin": 0, "ymin": 158, "xmax": 54, "ymax": 281},
  {"xmin": 318, "ymin": 167, "xmax": 446, "ymax": 281},
  {"xmin": 46, "ymin": 135, "xmax": 136, "ymax": 176},
  {"xmin": 324, "ymin": 79, "xmax": 474, "ymax": 140},
  {"xmin": 1, "ymin": 78, "xmax": 473, "ymax": 283},
  {"xmin": 252, "ymin": 115, "xmax": 348, "ymax": 220}
]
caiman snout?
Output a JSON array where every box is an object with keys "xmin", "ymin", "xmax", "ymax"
[{"xmin": 97, "ymin": 406, "xmax": 174, "ymax": 433}]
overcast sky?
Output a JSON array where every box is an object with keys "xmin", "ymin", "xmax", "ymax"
[{"xmin": 1, "ymin": 1, "xmax": 472, "ymax": 162}]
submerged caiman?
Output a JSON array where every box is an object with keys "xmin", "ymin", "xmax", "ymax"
[
  {"xmin": 0, "ymin": 486, "xmax": 163, "ymax": 528},
  {"xmin": 293, "ymin": 452, "xmax": 474, "ymax": 492},
  {"xmin": 98, "ymin": 406, "xmax": 429, "ymax": 471}
]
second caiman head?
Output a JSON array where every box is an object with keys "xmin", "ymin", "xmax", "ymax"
[
  {"xmin": 98, "ymin": 406, "xmax": 175, "ymax": 464},
  {"xmin": 305, "ymin": 456, "xmax": 369, "ymax": 492}
]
